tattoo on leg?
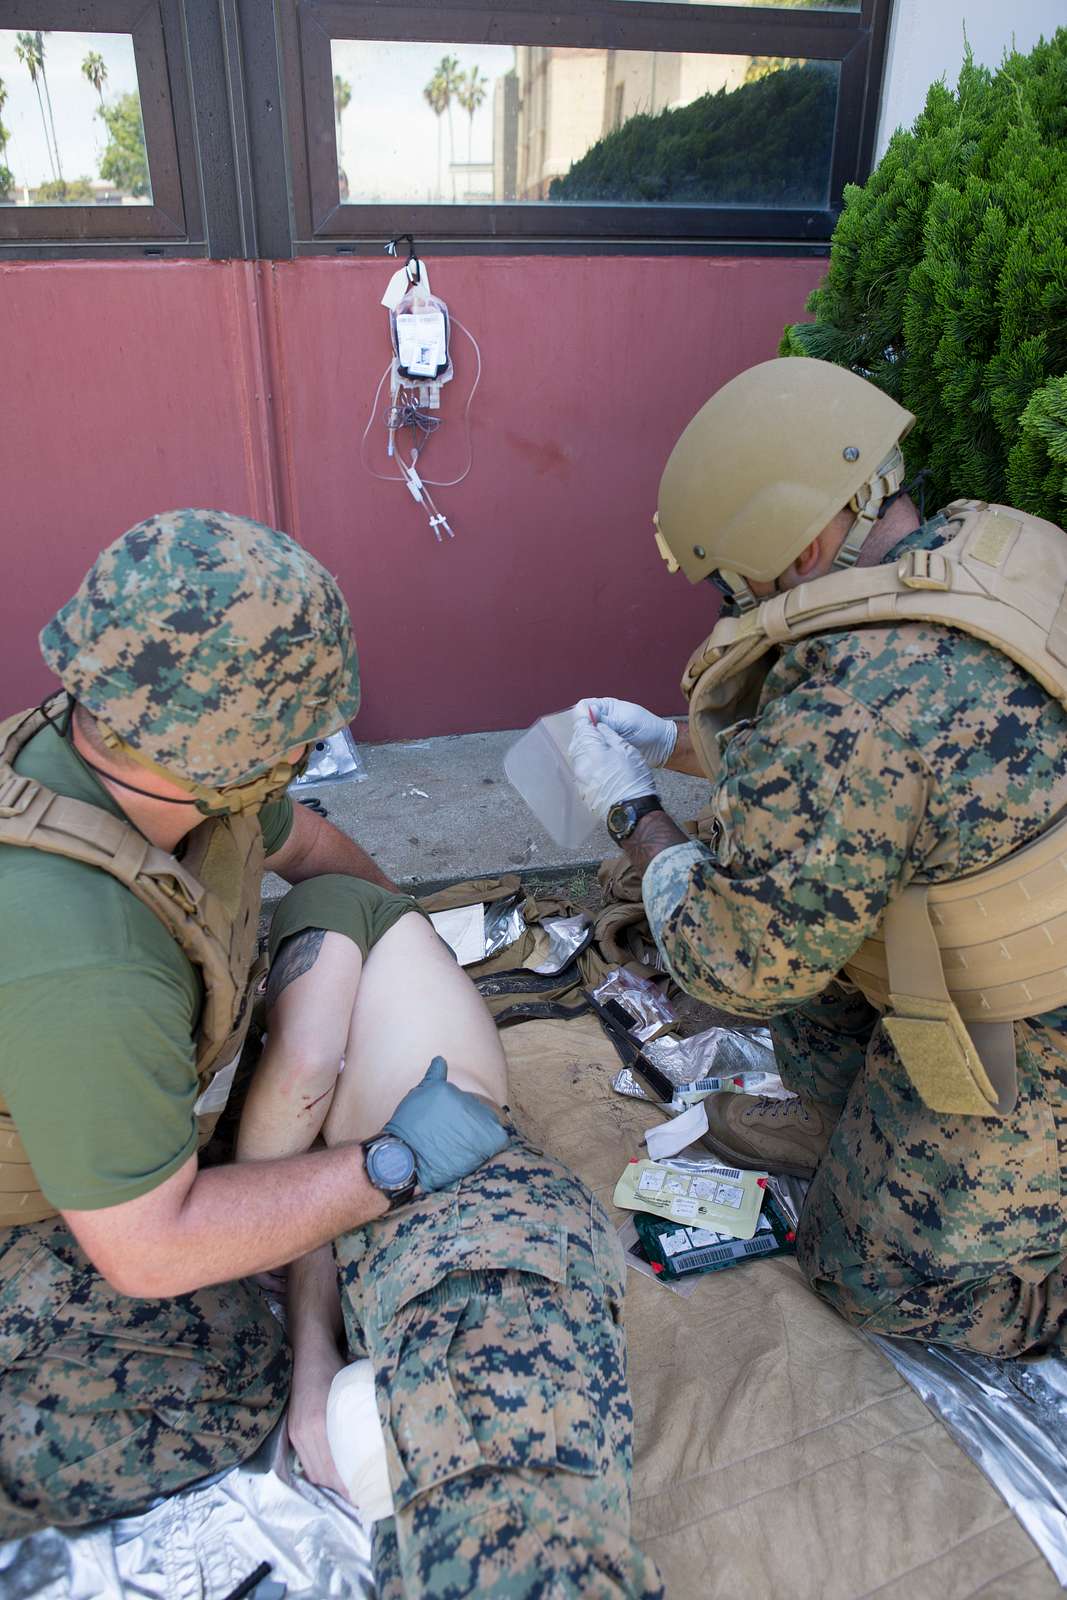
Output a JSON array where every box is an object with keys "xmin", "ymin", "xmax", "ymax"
[{"xmin": 267, "ymin": 928, "xmax": 327, "ymax": 1011}]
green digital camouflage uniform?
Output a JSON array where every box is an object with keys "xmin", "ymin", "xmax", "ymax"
[
  {"xmin": 0, "ymin": 1220, "xmax": 291, "ymax": 1539},
  {"xmin": 644, "ymin": 515, "xmax": 1067, "ymax": 1356},
  {"xmin": 334, "ymin": 1135, "xmax": 665, "ymax": 1600},
  {"xmin": 0, "ymin": 509, "xmax": 363, "ymax": 1538}
]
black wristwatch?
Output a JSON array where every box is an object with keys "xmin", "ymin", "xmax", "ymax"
[
  {"xmin": 361, "ymin": 1134, "xmax": 418, "ymax": 1211},
  {"xmin": 606, "ymin": 794, "xmax": 663, "ymax": 844}
]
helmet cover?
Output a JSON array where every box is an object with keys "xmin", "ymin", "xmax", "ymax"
[{"xmin": 40, "ymin": 509, "xmax": 361, "ymax": 785}]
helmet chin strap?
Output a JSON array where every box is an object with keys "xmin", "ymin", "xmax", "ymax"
[{"xmin": 832, "ymin": 444, "xmax": 908, "ymax": 569}]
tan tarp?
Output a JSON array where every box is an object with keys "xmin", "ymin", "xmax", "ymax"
[{"xmin": 503, "ymin": 1014, "xmax": 1060, "ymax": 1599}]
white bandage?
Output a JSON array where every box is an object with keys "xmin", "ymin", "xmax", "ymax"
[{"xmin": 325, "ymin": 1360, "xmax": 395, "ymax": 1524}]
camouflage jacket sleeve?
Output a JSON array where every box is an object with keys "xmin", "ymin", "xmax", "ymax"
[{"xmin": 642, "ymin": 681, "xmax": 937, "ymax": 1019}]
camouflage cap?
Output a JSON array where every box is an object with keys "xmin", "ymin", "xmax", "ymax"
[{"xmin": 40, "ymin": 509, "xmax": 361, "ymax": 786}]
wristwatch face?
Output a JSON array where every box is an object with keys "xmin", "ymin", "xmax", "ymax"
[
  {"xmin": 607, "ymin": 801, "xmax": 639, "ymax": 842},
  {"xmin": 366, "ymin": 1136, "xmax": 416, "ymax": 1192},
  {"xmin": 607, "ymin": 796, "xmax": 662, "ymax": 844}
]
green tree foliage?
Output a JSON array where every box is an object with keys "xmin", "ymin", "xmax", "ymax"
[
  {"xmin": 781, "ymin": 30, "xmax": 1067, "ymax": 524},
  {"xmin": 98, "ymin": 92, "xmax": 150, "ymax": 197},
  {"xmin": 549, "ymin": 62, "xmax": 836, "ymax": 206},
  {"xmin": 81, "ymin": 50, "xmax": 108, "ymax": 105},
  {"xmin": 423, "ymin": 68, "xmax": 449, "ymax": 199},
  {"xmin": 33, "ymin": 176, "xmax": 94, "ymax": 202},
  {"xmin": 0, "ymin": 76, "xmax": 11, "ymax": 198},
  {"xmin": 15, "ymin": 31, "xmax": 57, "ymax": 183},
  {"xmin": 333, "ymin": 72, "xmax": 351, "ymax": 163},
  {"xmin": 457, "ymin": 65, "xmax": 488, "ymax": 163}
]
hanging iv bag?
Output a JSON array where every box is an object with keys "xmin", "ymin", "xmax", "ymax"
[{"xmin": 391, "ymin": 287, "xmax": 452, "ymax": 382}]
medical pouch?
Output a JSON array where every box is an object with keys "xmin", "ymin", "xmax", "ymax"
[{"xmin": 633, "ymin": 1187, "xmax": 796, "ymax": 1279}]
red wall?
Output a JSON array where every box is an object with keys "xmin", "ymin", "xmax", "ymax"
[{"xmin": 0, "ymin": 254, "xmax": 823, "ymax": 740}]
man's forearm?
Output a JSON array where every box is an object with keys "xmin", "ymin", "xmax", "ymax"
[
  {"xmin": 620, "ymin": 807, "xmax": 689, "ymax": 877},
  {"xmin": 147, "ymin": 1146, "xmax": 386, "ymax": 1298},
  {"xmin": 268, "ymin": 800, "xmax": 399, "ymax": 891}
]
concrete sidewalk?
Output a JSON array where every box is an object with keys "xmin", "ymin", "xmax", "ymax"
[{"xmin": 265, "ymin": 728, "xmax": 712, "ymax": 897}]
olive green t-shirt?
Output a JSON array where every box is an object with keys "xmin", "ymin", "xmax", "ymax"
[{"xmin": 0, "ymin": 719, "xmax": 293, "ymax": 1212}]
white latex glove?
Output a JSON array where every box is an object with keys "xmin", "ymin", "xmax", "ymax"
[
  {"xmin": 579, "ymin": 697, "xmax": 679, "ymax": 768},
  {"xmin": 569, "ymin": 716, "xmax": 656, "ymax": 821}
]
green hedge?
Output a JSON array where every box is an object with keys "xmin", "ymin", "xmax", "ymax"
[
  {"xmin": 781, "ymin": 29, "xmax": 1067, "ymax": 524},
  {"xmin": 549, "ymin": 62, "xmax": 836, "ymax": 207}
]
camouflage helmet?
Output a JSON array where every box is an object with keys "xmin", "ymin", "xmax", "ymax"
[
  {"xmin": 40, "ymin": 509, "xmax": 361, "ymax": 787},
  {"xmin": 654, "ymin": 358, "xmax": 915, "ymax": 604}
]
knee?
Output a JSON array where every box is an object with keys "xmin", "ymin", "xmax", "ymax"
[
  {"xmin": 260, "ymin": 1025, "xmax": 346, "ymax": 1092},
  {"xmin": 794, "ymin": 1210, "xmax": 889, "ymax": 1328}
]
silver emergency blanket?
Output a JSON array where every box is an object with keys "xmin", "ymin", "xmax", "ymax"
[
  {"xmin": 480, "ymin": 902, "xmax": 591, "ymax": 973},
  {"xmin": 870, "ymin": 1338, "xmax": 1067, "ymax": 1584},
  {"xmin": 482, "ymin": 895, "xmax": 527, "ymax": 960},
  {"xmin": 290, "ymin": 728, "xmax": 367, "ymax": 788},
  {"xmin": 0, "ymin": 1419, "xmax": 373, "ymax": 1600},
  {"xmin": 593, "ymin": 969, "xmax": 674, "ymax": 1042},
  {"xmin": 532, "ymin": 913, "xmax": 593, "ymax": 975}
]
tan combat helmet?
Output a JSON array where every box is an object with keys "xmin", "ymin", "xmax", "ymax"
[{"xmin": 654, "ymin": 358, "xmax": 916, "ymax": 608}]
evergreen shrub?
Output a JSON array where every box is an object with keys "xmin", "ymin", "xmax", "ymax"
[
  {"xmin": 781, "ymin": 29, "xmax": 1067, "ymax": 524},
  {"xmin": 550, "ymin": 62, "xmax": 836, "ymax": 207}
]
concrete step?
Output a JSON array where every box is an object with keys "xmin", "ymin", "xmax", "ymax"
[{"xmin": 264, "ymin": 727, "xmax": 712, "ymax": 898}]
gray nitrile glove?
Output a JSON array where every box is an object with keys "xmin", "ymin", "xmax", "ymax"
[{"xmin": 383, "ymin": 1056, "xmax": 509, "ymax": 1191}]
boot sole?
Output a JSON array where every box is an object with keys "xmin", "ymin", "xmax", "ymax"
[{"xmin": 698, "ymin": 1128, "xmax": 817, "ymax": 1182}]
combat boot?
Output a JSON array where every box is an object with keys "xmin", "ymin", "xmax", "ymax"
[{"xmin": 700, "ymin": 1092, "xmax": 835, "ymax": 1179}]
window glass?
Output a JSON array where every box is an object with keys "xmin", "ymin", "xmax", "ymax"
[
  {"xmin": 331, "ymin": 41, "xmax": 840, "ymax": 209},
  {"xmin": 0, "ymin": 30, "xmax": 151, "ymax": 206}
]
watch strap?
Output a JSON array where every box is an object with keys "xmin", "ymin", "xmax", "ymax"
[{"xmin": 607, "ymin": 794, "xmax": 663, "ymax": 843}]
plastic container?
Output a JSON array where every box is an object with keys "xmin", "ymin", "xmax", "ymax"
[{"xmin": 504, "ymin": 707, "xmax": 599, "ymax": 848}]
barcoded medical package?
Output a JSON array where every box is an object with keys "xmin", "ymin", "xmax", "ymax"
[
  {"xmin": 633, "ymin": 1188, "xmax": 797, "ymax": 1280},
  {"xmin": 612, "ymin": 1157, "xmax": 768, "ymax": 1241}
]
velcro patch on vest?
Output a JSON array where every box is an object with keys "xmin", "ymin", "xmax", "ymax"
[{"xmin": 969, "ymin": 515, "xmax": 1020, "ymax": 569}]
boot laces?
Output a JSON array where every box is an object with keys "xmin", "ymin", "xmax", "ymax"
[{"xmin": 748, "ymin": 1094, "xmax": 808, "ymax": 1122}]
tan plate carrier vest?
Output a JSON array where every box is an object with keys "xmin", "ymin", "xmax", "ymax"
[
  {"xmin": 682, "ymin": 499, "xmax": 1067, "ymax": 1120},
  {"xmin": 0, "ymin": 696, "xmax": 266, "ymax": 1226}
]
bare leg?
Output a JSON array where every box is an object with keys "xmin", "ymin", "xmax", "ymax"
[
  {"xmin": 237, "ymin": 930, "xmax": 363, "ymax": 1162},
  {"xmin": 322, "ymin": 912, "xmax": 506, "ymax": 1146},
  {"xmin": 286, "ymin": 912, "xmax": 507, "ymax": 1496}
]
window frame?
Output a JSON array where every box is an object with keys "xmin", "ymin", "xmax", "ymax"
[
  {"xmin": 0, "ymin": 0, "xmax": 200, "ymax": 250},
  {"xmin": 0, "ymin": 0, "xmax": 892, "ymax": 259},
  {"xmin": 278, "ymin": 0, "xmax": 893, "ymax": 253}
]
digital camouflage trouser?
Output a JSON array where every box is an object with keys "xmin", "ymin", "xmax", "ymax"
[
  {"xmin": 334, "ymin": 1136, "xmax": 664, "ymax": 1600},
  {"xmin": 772, "ymin": 981, "xmax": 1067, "ymax": 1355},
  {"xmin": 0, "ymin": 1219, "xmax": 290, "ymax": 1539}
]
